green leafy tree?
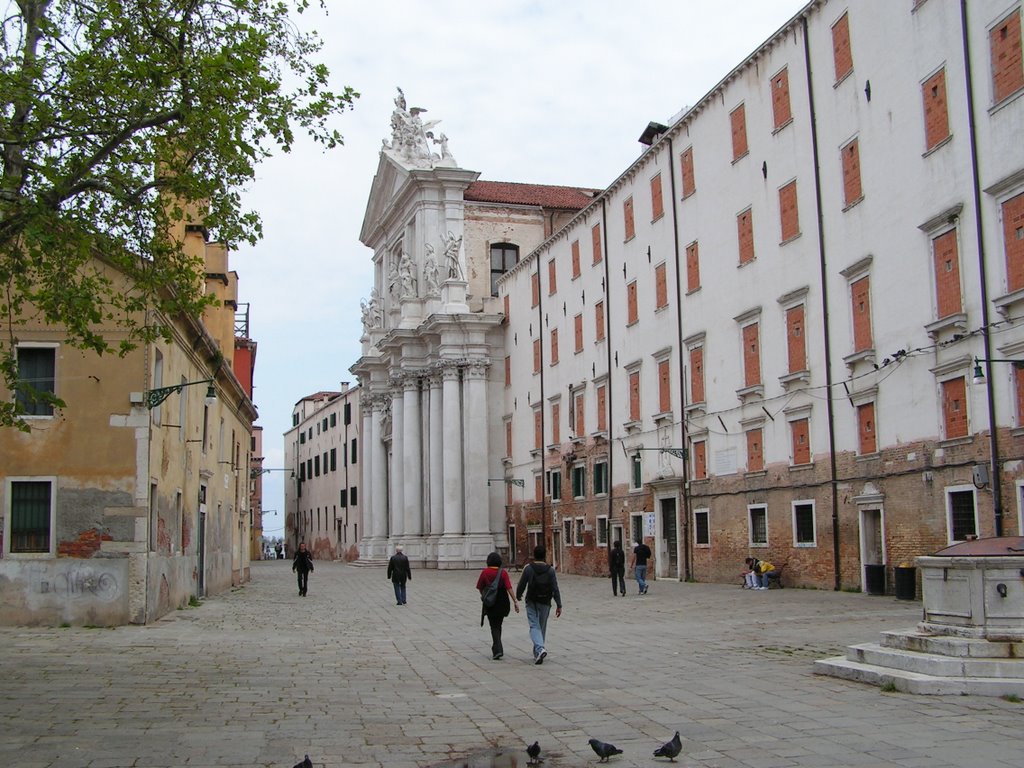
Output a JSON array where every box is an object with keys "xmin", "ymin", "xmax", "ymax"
[{"xmin": 0, "ymin": 0, "xmax": 357, "ymax": 427}]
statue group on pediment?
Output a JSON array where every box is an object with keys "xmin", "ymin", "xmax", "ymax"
[{"xmin": 381, "ymin": 87, "xmax": 456, "ymax": 168}]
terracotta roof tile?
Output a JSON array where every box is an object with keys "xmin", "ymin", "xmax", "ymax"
[{"xmin": 465, "ymin": 180, "xmax": 598, "ymax": 211}]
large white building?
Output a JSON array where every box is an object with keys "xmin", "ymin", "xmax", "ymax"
[{"xmin": 354, "ymin": 0, "xmax": 1024, "ymax": 591}]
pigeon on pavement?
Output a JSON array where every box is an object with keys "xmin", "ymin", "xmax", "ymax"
[
  {"xmin": 653, "ymin": 731, "xmax": 682, "ymax": 761},
  {"xmin": 526, "ymin": 740, "xmax": 542, "ymax": 764},
  {"xmin": 588, "ymin": 738, "xmax": 623, "ymax": 762},
  {"xmin": 292, "ymin": 756, "xmax": 312, "ymax": 768}
]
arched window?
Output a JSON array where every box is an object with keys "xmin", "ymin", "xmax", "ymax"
[{"xmin": 490, "ymin": 243, "xmax": 519, "ymax": 296}]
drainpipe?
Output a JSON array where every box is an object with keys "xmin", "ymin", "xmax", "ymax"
[
  {"xmin": 960, "ymin": 0, "xmax": 1003, "ymax": 537},
  {"xmin": 801, "ymin": 16, "xmax": 843, "ymax": 590},
  {"xmin": 667, "ymin": 134, "xmax": 692, "ymax": 582}
]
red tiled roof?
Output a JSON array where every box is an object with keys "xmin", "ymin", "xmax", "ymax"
[{"xmin": 464, "ymin": 180, "xmax": 599, "ymax": 211}]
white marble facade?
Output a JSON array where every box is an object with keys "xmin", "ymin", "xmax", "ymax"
[{"xmin": 353, "ymin": 91, "xmax": 506, "ymax": 568}]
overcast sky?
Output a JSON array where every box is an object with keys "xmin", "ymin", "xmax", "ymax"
[{"xmin": 238, "ymin": 1, "xmax": 810, "ymax": 538}]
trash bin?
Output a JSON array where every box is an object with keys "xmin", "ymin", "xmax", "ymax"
[
  {"xmin": 864, "ymin": 563, "xmax": 886, "ymax": 595},
  {"xmin": 894, "ymin": 566, "xmax": 916, "ymax": 600}
]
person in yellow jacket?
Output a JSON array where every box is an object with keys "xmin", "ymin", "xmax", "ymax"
[{"xmin": 743, "ymin": 557, "xmax": 775, "ymax": 590}]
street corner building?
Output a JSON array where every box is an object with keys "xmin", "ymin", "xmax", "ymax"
[
  {"xmin": 0, "ymin": 219, "xmax": 259, "ymax": 626},
  {"xmin": 355, "ymin": 0, "xmax": 1024, "ymax": 591}
]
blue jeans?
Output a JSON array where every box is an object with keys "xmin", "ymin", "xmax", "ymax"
[
  {"xmin": 525, "ymin": 601, "xmax": 551, "ymax": 658},
  {"xmin": 392, "ymin": 581, "xmax": 407, "ymax": 604},
  {"xmin": 635, "ymin": 565, "xmax": 648, "ymax": 593}
]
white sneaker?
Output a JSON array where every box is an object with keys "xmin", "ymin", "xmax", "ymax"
[{"xmin": 535, "ymin": 648, "xmax": 547, "ymax": 665}]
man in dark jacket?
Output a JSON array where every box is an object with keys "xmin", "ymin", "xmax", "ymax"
[
  {"xmin": 386, "ymin": 545, "xmax": 412, "ymax": 605},
  {"xmin": 292, "ymin": 542, "xmax": 314, "ymax": 596},
  {"xmin": 515, "ymin": 545, "xmax": 562, "ymax": 664},
  {"xmin": 609, "ymin": 540, "xmax": 626, "ymax": 596},
  {"xmin": 631, "ymin": 540, "xmax": 652, "ymax": 595}
]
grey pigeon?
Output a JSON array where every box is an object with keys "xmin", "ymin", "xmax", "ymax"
[
  {"xmin": 588, "ymin": 738, "xmax": 623, "ymax": 762},
  {"xmin": 653, "ymin": 731, "xmax": 682, "ymax": 761},
  {"xmin": 292, "ymin": 756, "xmax": 312, "ymax": 768},
  {"xmin": 526, "ymin": 740, "xmax": 542, "ymax": 764}
]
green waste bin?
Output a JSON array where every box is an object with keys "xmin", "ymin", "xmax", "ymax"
[{"xmin": 894, "ymin": 566, "xmax": 916, "ymax": 600}]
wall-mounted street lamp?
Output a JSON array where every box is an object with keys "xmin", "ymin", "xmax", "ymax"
[
  {"xmin": 625, "ymin": 445, "xmax": 688, "ymax": 460},
  {"xmin": 971, "ymin": 357, "xmax": 1024, "ymax": 385},
  {"xmin": 144, "ymin": 378, "xmax": 216, "ymax": 409},
  {"xmin": 250, "ymin": 467, "xmax": 295, "ymax": 480},
  {"xmin": 487, "ymin": 478, "xmax": 525, "ymax": 487}
]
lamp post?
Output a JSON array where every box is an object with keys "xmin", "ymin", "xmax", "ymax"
[{"xmin": 144, "ymin": 379, "xmax": 216, "ymax": 409}]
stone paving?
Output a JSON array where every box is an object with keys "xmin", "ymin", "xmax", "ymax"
[{"xmin": 1, "ymin": 560, "xmax": 1022, "ymax": 768}]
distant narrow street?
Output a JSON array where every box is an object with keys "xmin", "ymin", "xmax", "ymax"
[{"xmin": 1, "ymin": 562, "xmax": 1021, "ymax": 767}]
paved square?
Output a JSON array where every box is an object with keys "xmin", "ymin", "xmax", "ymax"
[{"xmin": 1, "ymin": 562, "xmax": 1021, "ymax": 767}]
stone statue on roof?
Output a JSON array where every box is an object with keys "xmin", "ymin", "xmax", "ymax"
[{"xmin": 382, "ymin": 87, "xmax": 456, "ymax": 168}]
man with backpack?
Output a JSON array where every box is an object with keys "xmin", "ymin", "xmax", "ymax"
[
  {"xmin": 631, "ymin": 540, "xmax": 652, "ymax": 595},
  {"xmin": 515, "ymin": 545, "xmax": 562, "ymax": 664}
]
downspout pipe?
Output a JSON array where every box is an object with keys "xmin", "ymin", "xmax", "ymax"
[
  {"xmin": 961, "ymin": 0, "xmax": 1003, "ymax": 537},
  {"xmin": 802, "ymin": 15, "xmax": 843, "ymax": 590},
  {"xmin": 667, "ymin": 134, "xmax": 692, "ymax": 582}
]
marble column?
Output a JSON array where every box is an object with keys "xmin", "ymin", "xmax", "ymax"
[
  {"xmin": 442, "ymin": 365, "xmax": 463, "ymax": 535},
  {"xmin": 464, "ymin": 361, "xmax": 490, "ymax": 534},
  {"xmin": 370, "ymin": 401, "xmax": 388, "ymax": 542},
  {"xmin": 428, "ymin": 373, "xmax": 444, "ymax": 537},
  {"xmin": 389, "ymin": 382, "xmax": 405, "ymax": 540},
  {"xmin": 402, "ymin": 376, "xmax": 423, "ymax": 537}
]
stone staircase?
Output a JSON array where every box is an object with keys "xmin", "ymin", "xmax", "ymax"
[{"xmin": 814, "ymin": 628, "xmax": 1024, "ymax": 696}]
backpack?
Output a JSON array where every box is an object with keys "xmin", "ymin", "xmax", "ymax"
[
  {"xmin": 529, "ymin": 564, "xmax": 554, "ymax": 603},
  {"xmin": 481, "ymin": 568, "xmax": 503, "ymax": 609}
]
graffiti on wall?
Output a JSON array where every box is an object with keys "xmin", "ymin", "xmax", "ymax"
[{"xmin": 36, "ymin": 566, "xmax": 120, "ymax": 602}]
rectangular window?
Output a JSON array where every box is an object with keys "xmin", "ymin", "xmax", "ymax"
[
  {"xmin": 947, "ymin": 488, "xmax": 978, "ymax": 542},
  {"xmin": 730, "ymin": 103, "xmax": 748, "ymax": 161},
  {"xmin": 575, "ymin": 516, "xmax": 585, "ymax": 546},
  {"xmin": 628, "ymin": 370, "xmax": 641, "ymax": 422},
  {"xmin": 8, "ymin": 479, "xmax": 53, "ymax": 553},
  {"xmin": 772, "ymin": 67, "xmax": 792, "ymax": 129},
  {"xmin": 791, "ymin": 418, "xmax": 811, "ymax": 465},
  {"xmin": 573, "ymin": 313, "xmax": 584, "ymax": 353},
  {"xmin": 330, "ymin": 448, "xmax": 337, "ymax": 472},
  {"xmin": 851, "ymin": 275, "xmax": 873, "ymax": 352},
  {"xmin": 571, "ymin": 239, "xmax": 581, "ymax": 278},
  {"xmin": 933, "ymin": 229, "xmax": 962, "ymax": 318},
  {"xmin": 351, "ymin": 438, "xmax": 357, "ymax": 464},
  {"xmin": 655, "ymin": 262, "xmax": 668, "ymax": 309},
  {"xmin": 550, "ymin": 328, "xmax": 559, "ymax": 366},
  {"xmin": 504, "ymin": 356, "xmax": 511, "ymax": 387},
  {"xmin": 340, "ymin": 489, "xmax": 348, "ymax": 507},
  {"xmin": 596, "ymin": 383, "xmax": 607, "ymax": 433},
  {"xmin": 922, "ymin": 68, "xmax": 950, "ymax": 151},
  {"xmin": 322, "ymin": 417, "xmax": 328, "ymax": 433},
  {"xmin": 623, "ymin": 196, "xmax": 636, "ymax": 240},
  {"xmin": 786, "ymin": 305, "xmax": 806, "ymax": 373},
  {"xmin": 694, "ymin": 508, "xmax": 710, "ymax": 546},
  {"xmin": 572, "ymin": 464, "xmax": 586, "ymax": 499},
  {"xmin": 350, "ymin": 487, "xmax": 357, "ymax": 506},
  {"xmin": 746, "ymin": 428, "xmax": 764, "ymax": 472},
  {"xmin": 832, "ymin": 11, "xmax": 853, "ymax": 83},
  {"xmin": 597, "ymin": 516, "xmax": 609, "ymax": 547},
  {"xmin": 737, "ymin": 208, "xmax": 755, "ymax": 266},
  {"xmin": 574, "ymin": 390, "xmax": 585, "ymax": 437},
  {"xmin": 563, "ymin": 518, "xmax": 572, "ymax": 545},
  {"xmin": 332, "ymin": 412, "xmax": 339, "ymax": 428},
  {"xmin": 991, "ymin": 10, "xmax": 1024, "ymax": 103},
  {"xmin": 749, "ymin": 505, "xmax": 768, "ymax": 545},
  {"xmin": 841, "ymin": 139, "xmax": 862, "ymax": 207},
  {"xmin": 631, "ymin": 453, "xmax": 642, "ymax": 490},
  {"xmin": 595, "ymin": 301, "xmax": 606, "ymax": 342},
  {"xmin": 658, "ymin": 359, "xmax": 671, "ymax": 414},
  {"xmin": 692, "ymin": 440, "xmax": 707, "ymax": 480},
  {"xmin": 549, "ymin": 468, "xmax": 562, "ymax": 502},
  {"xmin": 686, "ymin": 241, "xmax": 700, "ymax": 292},
  {"xmin": 942, "ymin": 377, "xmax": 968, "ymax": 439},
  {"xmin": 680, "ymin": 147, "xmax": 696, "ymax": 198},
  {"xmin": 533, "ymin": 339, "xmax": 541, "ymax": 374},
  {"xmin": 743, "ymin": 322, "xmax": 762, "ymax": 388},
  {"xmin": 650, "ymin": 174, "xmax": 664, "ymax": 220},
  {"xmin": 533, "ymin": 408, "xmax": 542, "ymax": 450},
  {"xmin": 531, "ymin": 272, "xmax": 540, "ymax": 307},
  {"xmin": 16, "ymin": 346, "xmax": 56, "ymax": 416},
  {"xmin": 779, "ymin": 180, "xmax": 800, "ymax": 242},
  {"xmin": 594, "ymin": 460, "xmax": 608, "ymax": 496},
  {"xmin": 592, "ymin": 223, "xmax": 602, "ymax": 264},
  {"xmin": 314, "ymin": 454, "xmax": 320, "ymax": 477},
  {"xmin": 551, "ymin": 401, "xmax": 560, "ymax": 445},
  {"xmin": 793, "ymin": 501, "xmax": 816, "ymax": 546},
  {"xmin": 547, "ymin": 258, "xmax": 557, "ymax": 295},
  {"xmin": 857, "ymin": 401, "xmax": 877, "ymax": 454},
  {"xmin": 505, "ymin": 420, "xmax": 512, "ymax": 457},
  {"xmin": 631, "ymin": 514, "xmax": 643, "ymax": 545},
  {"xmin": 1002, "ymin": 192, "xmax": 1024, "ymax": 293},
  {"xmin": 626, "ymin": 280, "xmax": 638, "ymax": 324}
]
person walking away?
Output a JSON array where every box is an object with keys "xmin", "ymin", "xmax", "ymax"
[
  {"xmin": 515, "ymin": 546, "xmax": 562, "ymax": 664},
  {"xmin": 292, "ymin": 542, "xmax": 314, "ymax": 596},
  {"xmin": 631, "ymin": 540, "xmax": 652, "ymax": 594},
  {"xmin": 609, "ymin": 540, "xmax": 626, "ymax": 597},
  {"xmin": 274, "ymin": 542, "xmax": 283, "ymax": 560},
  {"xmin": 476, "ymin": 552, "xmax": 520, "ymax": 660},
  {"xmin": 387, "ymin": 545, "xmax": 412, "ymax": 605}
]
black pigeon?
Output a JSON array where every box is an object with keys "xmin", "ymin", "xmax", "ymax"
[
  {"xmin": 588, "ymin": 738, "xmax": 623, "ymax": 762},
  {"xmin": 653, "ymin": 731, "xmax": 682, "ymax": 761},
  {"xmin": 526, "ymin": 740, "xmax": 542, "ymax": 764},
  {"xmin": 293, "ymin": 756, "xmax": 312, "ymax": 768}
]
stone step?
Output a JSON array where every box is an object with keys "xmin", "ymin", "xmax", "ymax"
[
  {"xmin": 880, "ymin": 629, "xmax": 1024, "ymax": 658},
  {"xmin": 814, "ymin": 656, "xmax": 1024, "ymax": 696},
  {"xmin": 848, "ymin": 642, "xmax": 1024, "ymax": 679},
  {"xmin": 348, "ymin": 558, "xmax": 388, "ymax": 567}
]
